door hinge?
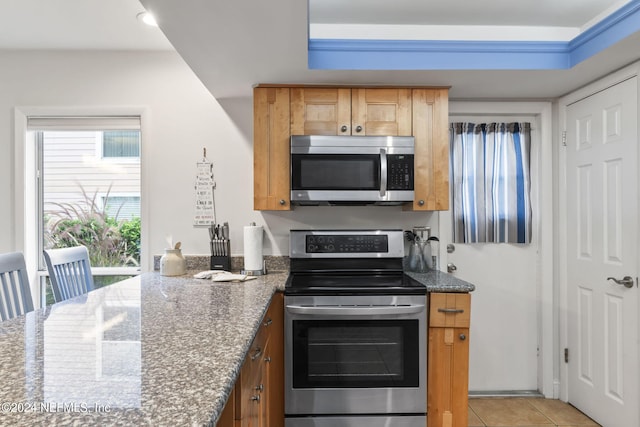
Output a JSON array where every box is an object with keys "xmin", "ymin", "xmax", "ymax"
[
  {"xmin": 562, "ymin": 131, "xmax": 567, "ymax": 147},
  {"xmin": 564, "ymin": 348, "xmax": 569, "ymax": 363}
]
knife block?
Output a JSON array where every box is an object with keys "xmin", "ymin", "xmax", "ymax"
[
  {"xmin": 210, "ymin": 255, "xmax": 230, "ymax": 271},
  {"xmin": 210, "ymin": 239, "xmax": 231, "ymax": 271}
]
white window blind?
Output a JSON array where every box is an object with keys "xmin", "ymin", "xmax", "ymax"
[{"xmin": 27, "ymin": 116, "xmax": 140, "ymax": 131}]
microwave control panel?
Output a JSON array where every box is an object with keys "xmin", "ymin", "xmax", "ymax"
[{"xmin": 387, "ymin": 155, "xmax": 414, "ymax": 190}]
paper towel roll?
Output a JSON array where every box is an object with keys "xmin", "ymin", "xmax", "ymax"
[{"xmin": 243, "ymin": 224, "xmax": 264, "ymax": 272}]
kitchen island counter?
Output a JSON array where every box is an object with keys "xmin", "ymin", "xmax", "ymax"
[{"xmin": 0, "ymin": 271, "xmax": 287, "ymax": 427}]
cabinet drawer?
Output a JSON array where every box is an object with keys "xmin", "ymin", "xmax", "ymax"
[{"xmin": 429, "ymin": 293, "xmax": 471, "ymax": 328}]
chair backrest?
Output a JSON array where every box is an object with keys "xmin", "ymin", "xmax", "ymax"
[
  {"xmin": 0, "ymin": 252, "xmax": 34, "ymax": 321},
  {"xmin": 43, "ymin": 246, "xmax": 95, "ymax": 302}
]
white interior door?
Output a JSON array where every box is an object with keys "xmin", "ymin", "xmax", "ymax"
[
  {"xmin": 565, "ymin": 77, "xmax": 638, "ymax": 427},
  {"xmin": 440, "ymin": 114, "xmax": 541, "ymax": 392}
]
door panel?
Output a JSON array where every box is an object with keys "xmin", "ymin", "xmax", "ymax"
[
  {"xmin": 565, "ymin": 77, "xmax": 638, "ymax": 427},
  {"xmin": 290, "ymin": 88, "xmax": 351, "ymax": 135},
  {"xmin": 352, "ymin": 88, "xmax": 411, "ymax": 136},
  {"xmin": 440, "ymin": 114, "xmax": 539, "ymax": 392}
]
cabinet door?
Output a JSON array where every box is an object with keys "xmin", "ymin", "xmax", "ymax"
[
  {"xmin": 290, "ymin": 87, "xmax": 351, "ymax": 135},
  {"xmin": 428, "ymin": 327, "xmax": 470, "ymax": 427},
  {"xmin": 264, "ymin": 293, "xmax": 284, "ymax": 427},
  {"xmin": 217, "ymin": 386, "xmax": 236, "ymax": 427},
  {"xmin": 236, "ymin": 312, "xmax": 269, "ymax": 427},
  {"xmin": 410, "ymin": 88, "xmax": 449, "ymax": 210},
  {"xmin": 428, "ymin": 292, "xmax": 470, "ymax": 427},
  {"xmin": 237, "ymin": 354, "xmax": 263, "ymax": 427},
  {"xmin": 253, "ymin": 87, "xmax": 291, "ymax": 210},
  {"xmin": 352, "ymin": 88, "xmax": 412, "ymax": 136}
]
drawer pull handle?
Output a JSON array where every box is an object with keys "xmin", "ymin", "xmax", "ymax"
[
  {"xmin": 438, "ymin": 308, "xmax": 464, "ymax": 314},
  {"xmin": 251, "ymin": 347, "xmax": 263, "ymax": 361}
]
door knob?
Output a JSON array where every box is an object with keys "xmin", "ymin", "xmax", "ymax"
[
  {"xmin": 607, "ymin": 276, "xmax": 635, "ymax": 288},
  {"xmin": 447, "ymin": 263, "xmax": 457, "ymax": 273}
]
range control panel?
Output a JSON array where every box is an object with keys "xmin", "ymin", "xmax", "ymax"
[{"xmin": 305, "ymin": 234, "xmax": 389, "ymax": 253}]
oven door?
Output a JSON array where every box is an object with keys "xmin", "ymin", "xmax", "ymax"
[{"xmin": 284, "ymin": 294, "xmax": 427, "ymax": 416}]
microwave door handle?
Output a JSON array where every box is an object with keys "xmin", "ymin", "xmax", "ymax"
[{"xmin": 380, "ymin": 148, "xmax": 387, "ymax": 197}]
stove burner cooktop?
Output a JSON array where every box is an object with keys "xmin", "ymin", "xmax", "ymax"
[
  {"xmin": 285, "ymin": 272, "xmax": 426, "ymax": 296},
  {"xmin": 286, "ymin": 229, "xmax": 426, "ymax": 296}
]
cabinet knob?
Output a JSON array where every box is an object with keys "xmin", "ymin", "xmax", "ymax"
[
  {"xmin": 255, "ymin": 384, "xmax": 264, "ymax": 392},
  {"xmin": 279, "ymin": 199, "xmax": 286, "ymax": 206},
  {"xmin": 263, "ymin": 318, "xmax": 273, "ymax": 327},
  {"xmin": 418, "ymin": 200, "xmax": 425, "ymax": 206},
  {"xmin": 264, "ymin": 356, "xmax": 272, "ymax": 363},
  {"xmin": 340, "ymin": 125, "xmax": 348, "ymax": 132},
  {"xmin": 459, "ymin": 333, "xmax": 466, "ymax": 341},
  {"xmin": 355, "ymin": 125, "xmax": 363, "ymax": 133},
  {"xmin": 251, "ymin": 395, "xmax": 260, "ymax": 403}
]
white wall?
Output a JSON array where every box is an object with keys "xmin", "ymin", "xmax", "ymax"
[{"xmin": 1, "ymin": 50, "xmax": 438, "ymax": 272}]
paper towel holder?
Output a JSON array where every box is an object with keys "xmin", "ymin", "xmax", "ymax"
[{"xmin": 241, "ymin": 259, "xmax": 267, "ymax": 276}]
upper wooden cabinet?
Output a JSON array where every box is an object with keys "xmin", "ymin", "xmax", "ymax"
[
  {"xmin": 253, "ymin": 87, "xmax": 291, "ymax": 210},
  {"xmin": 290, "ymin": 87, "xmax": 412, "ymax": 136},
  {"xmin": 253, "ymin": 85, "xmax": 449, "ymax": 211},
  {"xmin": 411, "ymin": 88, "xmax": 449, "ymax": 211}
]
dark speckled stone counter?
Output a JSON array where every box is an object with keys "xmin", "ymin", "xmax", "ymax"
[
  {"xmin": 0, "ymin": 271, "xmax": 287, "ymax": 427},
  {"xmin": 406, "ymin": 270, "xmax": 476, "ymax": 293}
]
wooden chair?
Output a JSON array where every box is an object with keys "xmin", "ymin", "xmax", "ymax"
[
  {"xmin": 43, "ymin": 246, "xmax": 95, "ymax": 302},
  {"xmin": 0, "ymin": 252, "xmax": 34, "ymax": 321}
]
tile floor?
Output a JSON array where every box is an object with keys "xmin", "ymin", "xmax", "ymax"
[{"xmin": 468, "ymin": 398, "xmax": 601, "ymax": 427}]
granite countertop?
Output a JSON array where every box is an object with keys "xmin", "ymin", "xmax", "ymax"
[
  {"xmin": 406, "ymin": 270, "xmax": 476, "ymax": 293},
  {"xmin": 0, "ymin": 271, "xmax": 287, "ymax": 427},
  {"xmin": 0, "ymin": 268, "xmax": 471, "ymax": 427}
]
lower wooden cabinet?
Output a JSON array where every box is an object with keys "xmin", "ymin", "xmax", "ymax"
[
  {"xmin": 221, "ymin": 291, "xmax": 471, "ymax": 427},
  {"xmin": 428, "ymin": 293, "xmax": 471, "ymax": 427},
  {"xmin": 217, "ymin": 292, "xmax": 283, "ymax": 427}
]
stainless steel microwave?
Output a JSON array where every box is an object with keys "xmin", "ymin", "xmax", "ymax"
[{"xmin": 290, "ymin": 135, "xmax": 415, "ymax": 205}]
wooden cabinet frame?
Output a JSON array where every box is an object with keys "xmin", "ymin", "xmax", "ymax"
[
  {"xmin": 428, "ymin": 293, "xmax": 471, "ymax": 427},
  {"xmin": 254, "ymin": 85, "xmax": 449, "ymax": 211},
  {"xmin": 217, "ymin": 293, "xmax": 284, "ymax": 427}
]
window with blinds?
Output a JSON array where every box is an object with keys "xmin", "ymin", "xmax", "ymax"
[{"xmin": 102, "ymin": 130, "xmax": 140, "ymax": 158}]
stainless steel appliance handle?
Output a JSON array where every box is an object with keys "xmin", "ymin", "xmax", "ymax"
[
  {"xmin": 380, "ymin": 148, "xmax": 387, "ymax": 197},
  {"xmin": 286, "ymin": 304, "xmax": 425, "ymax": 316}
]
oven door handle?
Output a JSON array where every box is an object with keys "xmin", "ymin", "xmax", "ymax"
[{"xmin": 285, "ymin": 304, "xmax": 425, "ymax": 316}]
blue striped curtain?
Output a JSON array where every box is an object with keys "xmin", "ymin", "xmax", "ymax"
[{"xmin": 449, "ymin": 122, "xmax": 532, "ymax": 244}]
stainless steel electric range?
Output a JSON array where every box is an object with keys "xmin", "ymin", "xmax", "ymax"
[{"xmin": 284, "ymin": 229, "xmax": 427, "ymax": 427}]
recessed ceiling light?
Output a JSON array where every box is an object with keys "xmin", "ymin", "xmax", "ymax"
[{"xmin": 136, "ymin": 11, "xmax": 158, "ymax": 27}]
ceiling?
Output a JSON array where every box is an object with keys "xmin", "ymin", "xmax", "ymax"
[
  {"xmin": 309, "ymin": 0, "xmax": 621, "ymax": 28},
  {"xmin": 1, "ymin": 0, "xmax": 638, "ymax": 101},
  {"xmin": 0, "ymin": 0, "xmax": 172, "ymax": 51}
]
